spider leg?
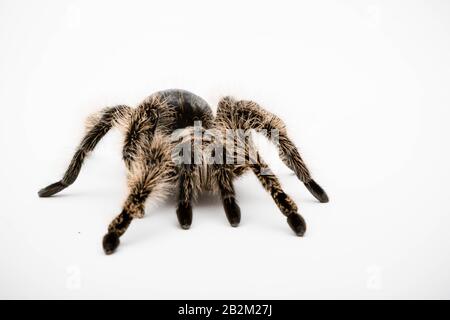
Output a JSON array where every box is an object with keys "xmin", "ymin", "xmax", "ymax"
[
  {"xmin": 217, "ymin": 167, "xmax": 241, "ymax": 227},
  {"xmin": 216, "ymin": 97, "xmax": 328, "ymax": 203},
  {"xmin": 249, "ymin": 152, "xmax": 306, "ymax": 236},
  {"xmin": 174, "ymin": 129, "xmax": 243, "ymax": 229},
  {"xmin": 122, "ymin": 101, "xmax": 160, "ymax": 170},
  {"xmin": 38, "ymin": 105, "xmax": 132, "ymax": 197},
  {"xmin": 206, "ymin": 141, "xmax": 241, "ymax": 227},
  {"xmin": 103, "ymin": 141, "xmax": 175, "ymax": 255},
  {"xmin": 176, "ymin": 164, "xmax": 196, "ymax": 229}
]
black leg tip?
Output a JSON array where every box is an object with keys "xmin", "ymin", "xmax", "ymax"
[
  {"xmin": 176, "ymin": 202, "xmax": 193, "ymax": 230},
  {"xmin": 180, "ymin": 224, "xmax": 191, "ymax": 230},
  {"xmin": 304, "ymin": 179, "xmax": 329, "ymax": 203},
  {"xmin": 287, "ymin": 213, "xmax": 307, "ymax": 237},
  {"xmin": 230, "ymin": 221, "xmax": 239, "ymax": 228},
  {"xmin": 103, "ymin": 232, "xmax": 120, "ymax": 255},
  {"xmin": 223, "ymin": 198, "xmax": 241, "ymax": 227},
  {"xmin": 38, "ymin": 181, "xmax": 68, "ymax": 198}
]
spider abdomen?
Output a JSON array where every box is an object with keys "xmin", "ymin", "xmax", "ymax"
[{"xmin": 157, "ymin": 89, "xmax": 214, "ymax": 130}]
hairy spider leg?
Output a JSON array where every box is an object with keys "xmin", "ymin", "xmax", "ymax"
[
  {"xmin": 216, "ymin": 97, "xmax": 329, "ymax": 203},
  {"xmin": 249, "ymin": 152, "xmax": 306, "ymax": 236},
  {"xmin": 103, "ymin": 134, "xmax": 176, "ymax": 255},
  {"xmin": 38, "ymin": 105, "xmax": 131, "ymax": 197}
]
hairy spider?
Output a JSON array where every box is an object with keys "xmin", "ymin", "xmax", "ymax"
[{"xmin": 38, "ymin": 89, "xmax": 329, "ymax": 255}]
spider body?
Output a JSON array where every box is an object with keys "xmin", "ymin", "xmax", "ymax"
[
  {"xmin": 38, "ymin": 89, "xmax": 328, "ymax": 255},
  {"xmin": 158, "ymin": 89, "xmax": 214, "ymax": 130}
]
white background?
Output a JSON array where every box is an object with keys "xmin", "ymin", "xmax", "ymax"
[{"xmin": 1, "ymin": 0, "xmax": 449, "ymax": 299}]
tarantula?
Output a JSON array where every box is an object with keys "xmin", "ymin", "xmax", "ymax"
[{"xmin": 38, "ymin": 89, "xmax": 328, "ymax": 255}]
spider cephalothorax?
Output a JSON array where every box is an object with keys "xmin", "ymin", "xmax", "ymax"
[{"xmin": 38, "ymin": 89, "xmax": 328, "ymax": 255}]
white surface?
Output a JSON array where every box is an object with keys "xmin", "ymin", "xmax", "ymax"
[{"xmin": 1, "ymin": 0, "xmax": 449, "ymax": 299}]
